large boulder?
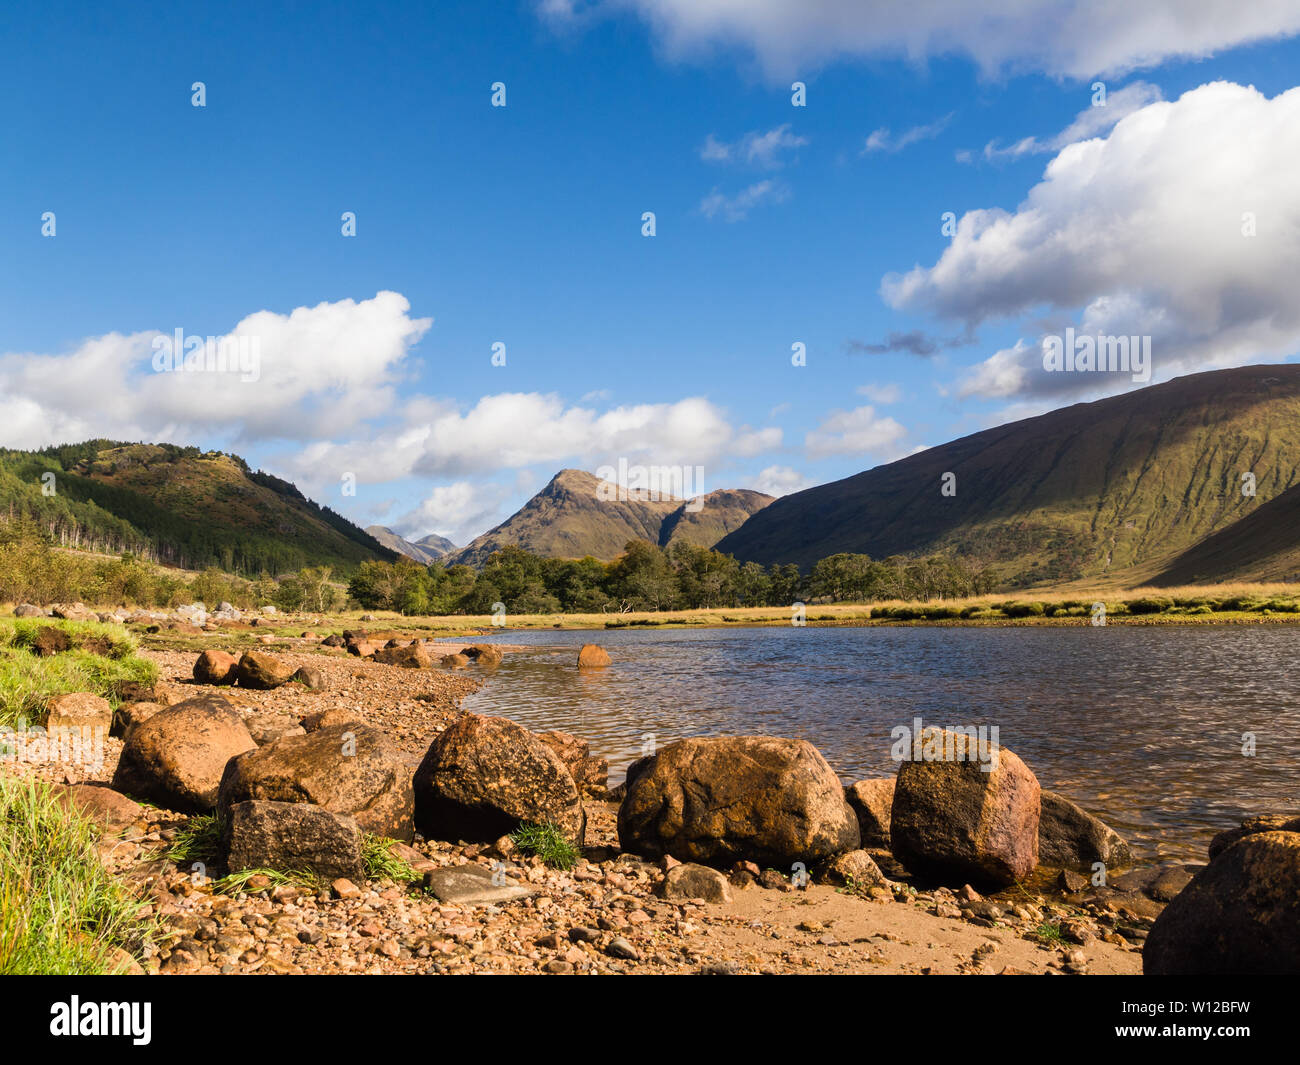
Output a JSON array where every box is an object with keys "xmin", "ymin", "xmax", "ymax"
[
  {"xmin": 53, "ymin": 783, "xmax": 143, "ymax": 836},
  {"xmin": 577, "ymin": 644, "xmax": 611, "ymax": 668},
  {"xmin": 1037, "ymin": 790, "xmax": 1132, "ymax": 871},
  {"xmin": 111, "ymin": 701, "xmax": 166, "ymax": 740},
  {"xmin": 372, "ymin": 643, "xmax": 434, "ymax": 669},
  {"xmin": 890, "ymin": 728, "xmax": 1040, "ymax": 888},
  {"xmin": 1144, "ymin": 830, "xmax": 1300, "ymax": 974},
  {"xmin": 223, "ymin": 800, "xmax": 364, "ymax": 881},
  {"xmin": 1208, "ymin": 813, "xmax": 1300, "ymax": 860},
  {"xmin": 845, "ymin": 778, "xmax": 895, "ymax": 847},
  {"xmin": 537, "ymin": 729, "xmax": 608, "ymax": 794},
  {"xmin": 413, "ymin": 714, "xmax": 585, "ymax": 846},
  {"xmin": 194, "ymin": 650, "xmax": 240, "ymax": 685},
  {"xmin": 217, "ymin": 723, "xmax": 414, "ymax": 841},
  {"xmin": 45, "ymin": 692, "xmax": 112, "ymax": 734},
  {"xmin": 111, "ymin": 695, "xmax": 257, "ymax": 811},
  {"xmin": 236, "ymin": 651, "xmax": 295, "ymax": 690},
  {"xmin": 617, "ymin": 736, "xmax": 859, "ymax": 868}
]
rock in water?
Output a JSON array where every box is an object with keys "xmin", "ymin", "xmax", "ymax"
[
  {"xmin": 218, "ymin": 723, "xmax": 415, "ymax": 842},
  {"xmin": 372, "ymin": 643, "xmax": 434, "ymax": 668},
  {"xmin": 412, "ymin": 714, "xmax": 585, "ymax": 846},
  {"xmin": 1208, "ymin": 813, "xmax": 1300, "ymax": 859},
  {"xmin": 1144, "ymin": 830, "xmax": 1300, "ymax": 974},
  {"xmin": 845, "ymin": 778, "xmax": 895, "ymax": 847},
  {"xmin": 236, "ymin": 651, "xmax": 295, "ymax": 690},
  {"xmin": 462, "ymin": 644, "xmax": 503, "ymax": 666},
  {"xmin": 194, "ymin": 649, "xmax": 240, "ymax": 685},
  {"xmin": 112, "ymin": 695, "xmax": 257, "ymax": 811},
  {"xmin": 224, "ymin": 800, "xmax": 364, "ymax": 881},
  {"xmin": 617, "ymin": 736, "xmax": 859, "ymax": 868},
  {"xmin": 890, "ymin": 728, "xmax": 1040, "ymax": 888},
  {"xmin": 577, "ymin": 644, "xmax": 611, "ymax": 668},
  {"xmin": 1037, "ymin": 789, "xmax": 1132, "ymax": 871}
]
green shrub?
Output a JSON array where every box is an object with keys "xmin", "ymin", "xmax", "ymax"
[
  {"xmin": 1002, "ymin": 601, "xmax": 1046, "ymax": 618},
  {"xmin": 362, "ymin": 834, "xmax": 419, "ymax": 883},
  {"xmin": 1125, "ymin": 596, "xmax": 1173, "ymax": 615}
]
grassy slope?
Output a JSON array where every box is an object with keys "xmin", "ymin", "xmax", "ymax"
[
  {"xmin": 716, "ymin": 366, "xmax": 1300, "ymax": 585},
  {"xmin": 1151, "ymin": 480, "xmax": 1300, "ymax": 584},
  {"xmin": 74, "ymin": 443, "xmax": 393, "ymax": 569},
  {"xmin": 659, "ymin": 488, "xmax": 775, "ymax": 549}
]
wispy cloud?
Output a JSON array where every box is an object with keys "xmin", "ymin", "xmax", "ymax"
[
  {"xmin": 699, "ymin": 179, "xmax": 790, "ymax": 222},
  {"xmin": 978, "ymin": 82, "xmax": 1162, "ymax": 161},
  {"xmin": 862, "ymin": 113, "xmax": 953, "ymax": 154},
  {"xmin": 701, "ymin": 123, "xmax": 808, "ymax": 168}
]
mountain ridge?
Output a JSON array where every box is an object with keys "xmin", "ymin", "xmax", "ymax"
[{"xmin": 716, "ymin": 365, "xmax": 1300, "ymax": 585}]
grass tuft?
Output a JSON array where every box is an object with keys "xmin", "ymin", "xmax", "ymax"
[
  {"xmin": 509, "ymin": 821, "xmax": 579, "ymax": 870},
  {"xmin": 0, "ymin": 776, "xmax": 155, "ymax": 974},
  {"xmin": 362, "ymin": 834, "xmax": 420, "ymax": 883}
]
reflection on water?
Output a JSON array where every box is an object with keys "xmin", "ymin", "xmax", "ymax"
[{"xmin": 461, "ymin": 625, "xmax": 1300, "ymax": 862}]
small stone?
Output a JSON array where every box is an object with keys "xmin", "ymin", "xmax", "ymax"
[{"xmin": 605, "ymin": 937, "xmax": 639, "ymax": 960}]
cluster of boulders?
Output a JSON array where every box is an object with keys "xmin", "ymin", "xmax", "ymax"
[
  {"xmin": 13, "ymin": 600, "xmax": 265, "ymax": 630},
  {"xmin": 107, "ymin": 668, "xmax": 611, "ymax": 884},
  {"xmin": 193, "ymin": 650, "xmax": 323, "ymax": 691},
  {"xmin": 319, "ymin": 631, "xmax": 504, "ymax": 672}
]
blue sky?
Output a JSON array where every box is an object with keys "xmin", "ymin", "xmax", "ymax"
[{"xmin": 3, "ymin": 1, "xmax": 1300, "ymax": 545}]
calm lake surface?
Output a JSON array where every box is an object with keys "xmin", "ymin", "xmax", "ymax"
[{"xmin": 460, "ymin": 625, "xmax": 1300, "ymax": 862}]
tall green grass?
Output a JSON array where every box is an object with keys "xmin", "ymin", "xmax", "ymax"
[
  {"xmin": 0, "ymin": 619, "xmax": 157, "ymax": 728},
  {"xmin": 0, "ymin": 777, "xmax": 153, "ymax": 974}
]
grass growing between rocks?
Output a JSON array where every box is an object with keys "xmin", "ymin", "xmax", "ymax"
[
  {"xmin": 0, "ymin": 618, "xmax": 158, "ymax": 728},
  {"xmin": 510, "ymin": 822, "xmax": 579, "ymax": 870},
  {"xmin": 0, "ymin": 777, "xmax": 153, "ymax": 974},
  {"xmin": 215, "ymin": 867, "xmax": 320, "ymax": 895},
  {"xmin": 362, "ymin": 835, "xmax": 420, "ymax": 883},
  {"xmin": 1032, "ymin": 921, "xmax": 1063, "ymax": 944},
  {"xmin": 159, "ymin": 814, "xmax": 223, "ymax": 868}
]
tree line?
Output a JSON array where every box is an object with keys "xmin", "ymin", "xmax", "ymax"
[{"xmin": 347, "ymin": 540, "xmax": 998, "ymax": 615}]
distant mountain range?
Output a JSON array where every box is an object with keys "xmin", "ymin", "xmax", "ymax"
[
  {"xmin": 10, "ymin": 365, "xmax": 1298, "ymax": 589},
  {"xmin": 716, "ymin": 365, "xmax": 1300, "ymax": 586},
  {"xmin": 364, "ymin": 526, "xmax": 458, "ymax": 565},
  {"xmin": 444, "ymin": 469, "xmax": 774, "ymax": 567}
]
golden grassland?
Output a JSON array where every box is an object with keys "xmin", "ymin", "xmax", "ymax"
[
  {"xmin": 7, "ymin": 581, "xmax": 1300, "ymax": 642},
  {"xmin": 222, "ymin": 580, "xmax": 1300, "ymax": 634}
]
